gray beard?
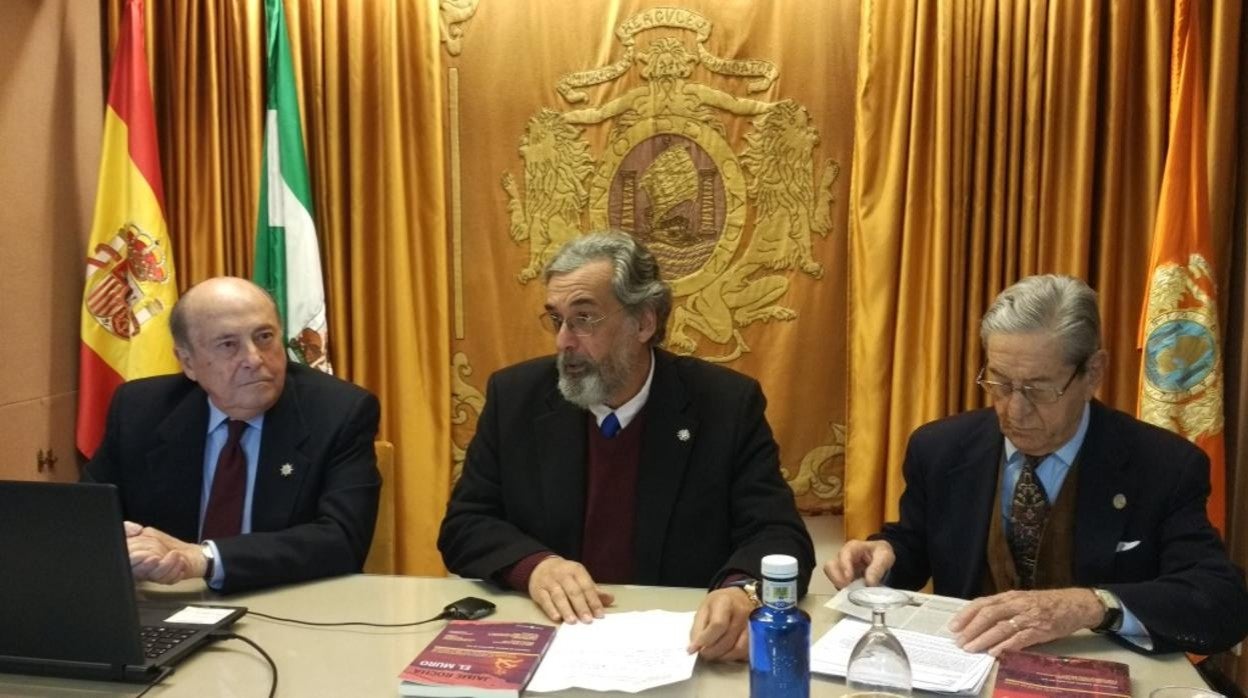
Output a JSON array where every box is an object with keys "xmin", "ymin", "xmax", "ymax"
[
  {"xmin": 557, "ymin": 349, "xmax": 628, "ymax": 408},
  {"xmin": 558, "ymin": 369, "xmax": 609, "ymax": 408}
]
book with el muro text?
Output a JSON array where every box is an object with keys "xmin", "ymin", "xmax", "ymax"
[{"xmin": 398, "ymin": 621, "xmax": 556, "ymax": 697}]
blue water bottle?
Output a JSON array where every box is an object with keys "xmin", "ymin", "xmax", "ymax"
[{"xmin": 749, "ymin": 554, "xmax": 811, "ymax": 698}]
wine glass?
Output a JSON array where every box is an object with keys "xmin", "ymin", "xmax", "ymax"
[
  {"xmin": 845, "ymin": 586, "xmax": 913, "ymax": 697},
  {"xmin": 1149, "ymin": 688, "xmax": 1226, "ymax": 698}
]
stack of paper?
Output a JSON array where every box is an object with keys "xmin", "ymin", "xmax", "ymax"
[
  {"xmin": 811, "ymin": 618, "xmax": 996, "ymax": 694},
  {"xmin": 527, "ymin": 610, "xmax": 697, "ymax": 693}
]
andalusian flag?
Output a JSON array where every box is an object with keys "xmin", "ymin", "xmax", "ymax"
[
  {"xmin": 1138, "ymin": 0, "xmax": 1225, "ymax": 532},
  {"xmin": 255, "ymin": 0, "xmax": 332, "ymax": 372},
  {"xmin": 76, "ymin": 0, "xmax": 179, "ymax": 458}
]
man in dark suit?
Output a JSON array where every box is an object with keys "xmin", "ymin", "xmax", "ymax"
[
  {"xmin": 826, "ymin": 275, "xmax": 1248, "ymax": 655},
  {"xmin": 439, "ymin": 231, "xmax": 813, "ymax": 662},
  {"xmin": 84, "ymin": 277, "xmax": 380, "ymax": 594}
]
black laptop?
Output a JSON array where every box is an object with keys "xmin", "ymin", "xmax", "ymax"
[{"xmin": 0, "ymin": 480, "xmax": 246, "ymax": 682}]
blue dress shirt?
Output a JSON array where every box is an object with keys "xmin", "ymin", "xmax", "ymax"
[{"xmin": 198, "ymin": 402, "xmax": 265, "ymax": 589}]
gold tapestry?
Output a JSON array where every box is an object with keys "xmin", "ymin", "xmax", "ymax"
[{"xmin": 443, "ymin": 2, "xmax": 859, "ymax": 512}]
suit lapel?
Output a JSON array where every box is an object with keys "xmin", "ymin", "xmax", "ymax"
[
  {"xmin": 252, "ymin": 367, "xmax": 312, "ymax": 532},
  {"xmin": 946, "ymin": 410, "xmax": 1003, "ymax": 595},
  {"xmin": 1073, "ymin": 401, "xmax": 1131, "ymax": 583},
  {"xmin": 148, "ymin": 386, "xmax": 209, "ymax": 541},
  {"xmin": 633, "ymin": 352, "xmax": 696, "ymax": 585},
  {"xmin": 535, "ymin": 386, "xmax": 589, "ymax": 556}
]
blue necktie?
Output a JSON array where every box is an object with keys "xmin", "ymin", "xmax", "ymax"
[{"xmin": 601, "ymin": 412, "xmax": 621, "ymax": 438}]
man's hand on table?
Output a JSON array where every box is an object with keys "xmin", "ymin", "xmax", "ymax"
[
  {"xmin": 125, "ymin": 521, "xmax": 208, "ymax": 584},
  {"xmin": 823, "ymin": 539, "xmax": 895, "ymax": 588},
  {"xmin": 528, "ymin": 556, "xmax": 614, "ymax": 624},
  {"xmin": 949, "ymin": 588, "xmax": 1105, "ymax": 655},
  {"xmin": 687, "ymin": 586, "xmax": 754, "ymax": 662}
]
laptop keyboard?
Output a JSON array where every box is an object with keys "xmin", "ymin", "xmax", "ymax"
[{"xmin": 140, "ymin": 625, "xmax": 198, "ymax": 660}]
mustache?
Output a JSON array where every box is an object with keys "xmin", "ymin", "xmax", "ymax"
[{"xmin": 558, "ymin": 352, "xmax": 594, "ymax": 370}]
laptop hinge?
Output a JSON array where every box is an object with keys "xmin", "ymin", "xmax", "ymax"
[{"xmin": 0, "ymin": 654, "xmax": 152, "ymax": 683}]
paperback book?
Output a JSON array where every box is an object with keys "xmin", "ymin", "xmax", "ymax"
[
  {"xmin": 399, "ymin": 621, "xmax": 555, "ymax": 697},
  {"xmin": 992, "ymin": 650, "xmax": 1131, "ymax": 698}
]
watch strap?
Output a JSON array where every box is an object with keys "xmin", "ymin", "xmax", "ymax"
[
  {"xmin": 724, "ymin": 578, "xmax": 762, "ymax": 608},
  {"xmin": 1091, "ymin": 588, "xmax": 1123, "ymax": 633},
  {"xmin": 200, "ymin": 541, "xmax": 215, "ymax": 581}
]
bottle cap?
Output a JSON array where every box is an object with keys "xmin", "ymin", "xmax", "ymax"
[{"xmin": 760, "ymin": 554, "xmax": 798, "ymax": 580}]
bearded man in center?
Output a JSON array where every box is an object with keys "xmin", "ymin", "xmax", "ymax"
[{"xmin": 438, "ymin": 230, "xmax": 814, "ymax": 662}]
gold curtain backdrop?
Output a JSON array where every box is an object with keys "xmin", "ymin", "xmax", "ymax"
[
  {"xmin": 106, "ymin": 0, "xmax": 858, "ymax": 575},
  {"xmin": 99, "ymin": 8, "xmax": 1248, "ymax": 668},
  {"xmin": 443, "ymin": 1, "xmax": 858, "ymax": 513},
  {"xmin": 846, "ymin": 0, "xmax": 1242, "ymax": 540},
  {"xmin": 106, "ymin": 0, "xmax": 451, "ymax": 575}
]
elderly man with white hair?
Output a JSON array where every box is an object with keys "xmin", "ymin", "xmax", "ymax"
[{"xmin": 826, "ymin": 274, "xmax": 1248, "ymax": 656}]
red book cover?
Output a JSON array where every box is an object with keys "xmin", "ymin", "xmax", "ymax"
[
  {"xmin": 399, "ymin": 621, "xmax": 556, "ymax": 697},
  {"xmin": 992, "ymin": 650, "xmax": 1131, "ymax": 698}
]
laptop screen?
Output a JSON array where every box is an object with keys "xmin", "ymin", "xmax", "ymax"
[
  {"xmin": 0, "ymin": 481, "xmax": 148, "ymax": 668},
  {"xmin": 0, "ymin": 481, "xmax": 246, "ymax": 683}
]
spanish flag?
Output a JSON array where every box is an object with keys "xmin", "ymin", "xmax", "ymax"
[
  {"xmin": 76, "ymin": 0, "xmax": 180, "ymax": 458},
  {"xmin": 1137, "ymin": 0, "xmax": 1225, "ymax": 532}
]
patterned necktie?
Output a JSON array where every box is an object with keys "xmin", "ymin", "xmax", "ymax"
[
  {"xmin": 600, "ymin": 412, "xmax": 621, "ymax": 438},
  {"xmin": 201, "ymin": 420, "xmax": 248, "ymax": 540},
  {"xmin": 1008, "ymin": 453, "xmax": 1050, "ymax": 589}
]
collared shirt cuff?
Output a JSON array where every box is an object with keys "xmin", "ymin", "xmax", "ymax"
[
  {"xmin": 1115, "ymin": 602, "xmax": 1154, "ymax": 650},
  {"xmin": 205, "ymin": 540, "xmax": 226, "ymax": 590}
]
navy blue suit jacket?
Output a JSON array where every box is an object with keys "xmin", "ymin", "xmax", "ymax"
[
  {"xmin": 879, "ymin": 400, "xmax": 1248, "ymax": 654},
  {"xmin": 84, "ymin": 362, "xmax": 381, "ymax": 594}
]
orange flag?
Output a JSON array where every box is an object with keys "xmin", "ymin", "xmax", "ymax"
[
  {"xmin": 1137, "ymin": 0, "xmax": 1224, "ymax": 533},
  {"xmin": 76, "ymin": 0, "xmax": 180, "ymax": 458}
]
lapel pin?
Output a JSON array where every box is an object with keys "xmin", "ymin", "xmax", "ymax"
[
  {"xmin": 280, "ymin": 463, "xmax": 295, "ymax": 477},
  {"xmin": 1112, "ymin": 493, "xmax": 1126, "ymax": 510},
  {"xmin": 677, "ymin": 429, "xmax": 691, "ymax": 442}
]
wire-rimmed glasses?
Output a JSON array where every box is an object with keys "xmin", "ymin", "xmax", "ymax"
[
  {"xmin": 975, "ymin": 364, "xmax": 1083, "ymax": 406},
  {"xmin": 538, "ymin": 306, "xmax": 624, "ymax": 337}
]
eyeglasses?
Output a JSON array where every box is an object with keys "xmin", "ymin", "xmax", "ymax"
[
  {"xmin": 976, "ymin": 363, "xmax": 1083, "ymax": 405},
  {"xmin": 538, "ymin": 307, "xmax": 624, "ymax": 337}
]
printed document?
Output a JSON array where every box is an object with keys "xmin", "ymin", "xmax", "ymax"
[
  {"xmin": 815, "ymin": 581, "xmax": 994, "ymax": 694},
  {"xmin": 825, "ymin": 579, "xmax": 970, "ymax": 638},
  {"xmin": 811, "ymin": 618, "xmax": 995, "ymax": 694},
  {"xmin": 527, "ymin": 610, "xmax": 697, "ymax": 693}
]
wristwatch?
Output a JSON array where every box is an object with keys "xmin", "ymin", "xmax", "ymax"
[
  {"xmin": 741, "ymin": 581, "xmax": 762, "ymax": 609},
  {"xmin": 200, "ymin": 542, "xmax": 216, "ymax": 581},
  {"xmin": 1090, "ymin": 588, "xmax": 1123, "ymax": 633},
  {"xmin": 726, "ymin": 578, "xmax": 762, "ymax": 608}
]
